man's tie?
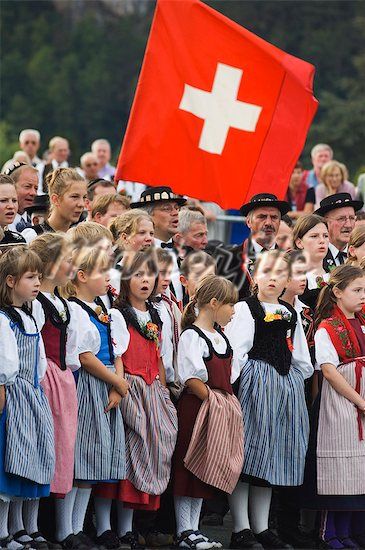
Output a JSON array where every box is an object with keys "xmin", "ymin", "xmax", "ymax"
[
  {"xmin": 161, "ymin": 241, "xmax": 173, "ymax": 249},
  {"xmin": 337, "ymin": 251, "xmax": 347, "ymax": 265}
]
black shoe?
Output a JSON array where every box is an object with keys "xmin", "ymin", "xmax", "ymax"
[
  {"xmin": 277, "ymin": 526, "xmax": 315, "ymax": 549},
  {"xmin": 59, "ymin": 533, "xmax": 97, "ymax": 550},
  {"xmin": 12, "ymin": 530, "xmax": 33, "ymax": 548},
  {"xmin": 95, "ymin": 530, "xmax": 123, "ymax": 550},
  {"xmin": 255, "ymin": 530, "xmax": 294, "ymax": 549},
  {"xmin": 119, "ymin": 532, "xmax": 145, "ymax": 550},
  {"xmin": 0, "ymin": 535, "xmax": 26, "ymax": 549},
  {"xmin": 230, "ymin": 530, "xmax": 264, "ymax": 549},
  {"xmin": 318, "ymin": 537, "xmax": 346, "ymax": 550},
  {"xmin": 29, "ymin": 532, "xmax": 50, "ymax": 549},
  {"xmin": 354, "ymin": 534, "xmax": 365, "ymax": 549}
]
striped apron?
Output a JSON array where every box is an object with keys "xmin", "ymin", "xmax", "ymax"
[
  {"xmin": 4, "ymin": 320, "xmax": 55, "ymax": 485},
  {"xmin": 317, "ymin": 358, "xmax": 365, "ymax": 495},
  {"xmin": 238, "ymin": 359, "xmax": 309, "ymax": 486},
  {"xmin": 74, "ymin": 312, "xmax": 125, "ymax": 482}
]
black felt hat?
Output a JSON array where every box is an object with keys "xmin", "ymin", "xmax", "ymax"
[
  {"xmin": 240, "ymin": 193, "xmax": 290, "ymax": 217},
  {"xmin": 25, "ymin": 194, "xmax": 50, "ymax": 215},
  {"xmin": 131, "ymin": 186, "xmax": 187, "ymax": 209},
  {"xmin": 314, "ymin": 193, "xmax": 363, "ymax": 216}
]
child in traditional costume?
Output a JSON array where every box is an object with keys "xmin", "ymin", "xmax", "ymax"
[
  {"xmin": 313, "ymin": 265, "xmax": 365, "ymax": 549},
  {"xmin": 173, "ymin": 275, "xmax": 244, "ymax": 550},
  {"xmin": 0, "ymin": 247, "xmax": 55, "ymax": 550},
  {"xmin": 225, "ymin": 250, "xmax": 313, "ymax": 550}
]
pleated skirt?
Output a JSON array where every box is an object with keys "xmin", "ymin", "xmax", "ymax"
[{"xmin": 238, "ymin": 358, "xmax": 309, "ymax": 486}]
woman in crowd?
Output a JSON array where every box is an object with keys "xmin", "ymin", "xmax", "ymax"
[{"xmin": 315, "ymin": 161, "xmax": 356, "ymax": 208}]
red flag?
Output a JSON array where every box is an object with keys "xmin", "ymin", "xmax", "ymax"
[{"xmin": 116, "ymin": 0, "xmax": 318, "ymax": 209}]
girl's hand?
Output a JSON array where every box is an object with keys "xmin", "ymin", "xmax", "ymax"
[
  {"xmin": 115, "ymin": 377, "xmax": 129, "ymax": 398},
  {"xmin": 0, "ymin": 386, "xmax": 5, "ymax": 414},
  {"xmin": 357, "ymin": 400, "xmax": 365, "ymax": 414},
  {"xmin": 105, "ymin": 388, "xmax": 122, "ymax": 412}
]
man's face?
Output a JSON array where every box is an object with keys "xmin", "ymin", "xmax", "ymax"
[
  {"xmin": 312, "ymin": 148, "xmax": 332, "ymax": 172},
  {"xmin": 93, "ymin": 143, "xmax": 111, "ymax": 167},
  {"xmin": 247, "ymin": 207, "xmax": 281, "ymax": 247},
  {"xmin": 182, "ymin": 222, "xmax": 208, "ymax": 251},
  {"xmin": 152, "ymin": 201, "xmax": 180, "ymax": 239},
  {"xmin": 93, "ymin": 185, "xmax": 116, "ymax": 200},
  {"xmin": 20, "ymin": 133, "xmax": 40, "ymax": 159},
  {"xmin": 276, "ymin": 221, "xmax": 293, "ymax": 251},
  {"xmin": 15, "ymin": 168, "xmax": 39, "ymax": 213},
  {"xmin": 53, "ymin": 140, "xmax": 70, "ymax": 163},
  {"xmin": 95, "ymin": 203, "xmax": 127, "ymax": 227},
  {"xmin": 82, "ymin": 155, "xmax": 99, "ymax": 180},
  {"xmin": 325, "ymin": 206, "xmax": 356, "ymax": 248}
]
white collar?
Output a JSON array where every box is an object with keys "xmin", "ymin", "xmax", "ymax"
[
  {"xmin": 52, "ymin": 159, "xmax": 69, "ymax": 169},
  {"xmin": 328, "ymin": 242, "xmax": 348, "ymax": 258},
  {"xmin": 251, "ymin": 238, "xmax": 276, "ymax": 256}
]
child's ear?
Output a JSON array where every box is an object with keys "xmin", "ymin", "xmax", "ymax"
[
  {"xmin": 76, "ymin": 269, "xmax": 87, "ymax": 284},
  {"xmin": 6, "ymin": 274, "xmax": 15, "ymax": 288},
  {"xmin": 180, "ymin": 274, "xmax": 188, "ymax": 288},
  {"xmin": 210, "ymin": 297, "xmax": 218, "ymax": 308},
  {"xmin": 295, "ymin": 238, "xmax": 304, "ymax": 250}
]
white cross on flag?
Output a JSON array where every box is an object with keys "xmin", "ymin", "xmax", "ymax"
[{"xmin": 115, "ymin": 0, "xmax": 318, "ymax": 209}]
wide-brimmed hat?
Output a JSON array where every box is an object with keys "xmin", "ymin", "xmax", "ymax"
[
  {"xmin": 25, "ymin": 194, "xmax": 50, "ymax": 215},
  {"xmin": 240, "ymin": 193, "xmax": 290, "ymax": 217},
  {"xmin": 131, "ymin": 186, "xmax": 187, "ymax": 209},
  {"xmin": 314, "ymin": 193, "xmax": 363, "ymax": 216}
]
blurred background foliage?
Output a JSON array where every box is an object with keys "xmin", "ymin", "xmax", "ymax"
[{"xmin": 1, "ymin": 0, "xmax": 364, "ymax": 177}]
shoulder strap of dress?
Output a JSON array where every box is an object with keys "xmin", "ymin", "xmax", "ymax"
[
  {"xmin": 244, "ymin": 295, "xmax": 264, "ymax": 319},
  {"xmin": 181, "ymin": 325, "xmax": 214, "ymax": 356}
]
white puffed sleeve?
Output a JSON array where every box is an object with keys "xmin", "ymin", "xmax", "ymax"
[
  {"xmin": 21, "ymin": 227, "xmax": 38, "ymax": 243},
  {"xmin": 31, "ymin": 299, "xmax": 45, "ymax": 331},
  {"xmin": 0, "ymin": 313, "xmax": 19, "ymax": 385},
  {"xmin": 225, "ymin": 301, "xmax": 252, "ymax": 375},
  {"xmin": 37, "ymin": 334, "xmax": 48, "ymax": 382},
  {"xmin": 315, "ymin": 327, "xmax": 340, "ymax": 370},
  {"xmin": 110, "ymin": 308, "xmax": 130, "ymax": 357},
  {"xmin": 70, "ymin": 302, "xmax": 100, "ymax": 356},
  {"xmin": 177, "ymin": 329, "xmax": 209, "ymax": 384},
  {"xmin": 65, "ymin": 301, "xmax": 82, "ymax": 371},
  {"xmin": 291, "ymin": 314, "xmax": 314, "ymax": 379}
]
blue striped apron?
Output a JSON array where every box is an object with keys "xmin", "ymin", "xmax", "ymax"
[
  {"xmin": 4, "ymin": 319, "xmax": 55, "ymax": 486},
  {"xmin": 74, "ymin": 313, "xmax": 125, "ymax": 482}
]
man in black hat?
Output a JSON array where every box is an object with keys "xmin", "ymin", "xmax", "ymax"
[
  {"xmin": 131, "ymin": 186, "xmax": 187, "ymax": 300},
  {"xmin": 24, "ymin": 194, "xmax": 50, "ymax": 227},
  {"xmin": 314, "ymin": 193, "xmax": 363, "ymax": 271},
  {"xmin": 212, "ymin": 194, "xmax": 290, "ymax": 300}
]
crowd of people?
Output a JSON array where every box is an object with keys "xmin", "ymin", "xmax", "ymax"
[{"xmin": 0, "ymin": 129, "xmax": 364, "ymax": 550}]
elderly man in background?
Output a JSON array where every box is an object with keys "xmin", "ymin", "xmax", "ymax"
[
  {"xmin": 84, "ymin": 178, "xmax": 116, "ymax": 221},
  {"xmin": 37, "ymin": 136, "xmax": 70, "ymax": 194},
  {"xmin": 4, "ymin": 162, "xmax": 39, "ymax": 231},
  {"xmin": 304, "ymin": 143, "xmax": 333, "ymax": 189},
  {"xmin": 19, "ymin": 129, "xmax": 42, "ymax": 167},
  {"xmin": 80, "ymin": 152, "xmax": 100, "ymax": 183},
  {"xmin": 174, "ymin": 208, "xmax": 208, "ymax": 255},
  {"xmin": 91, "ymin": 138, "xmax": 115, "ymax": 181}
]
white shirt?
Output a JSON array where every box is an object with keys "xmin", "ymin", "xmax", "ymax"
[
  {"xmin": 117, "ymin": 181, "xmax": 146, "ymax": 202},
  {"xmin": 155, "ymin": 299, "xmax": 175, "ymax": 383},
  {"xmin": 251, "ymin": 238, "xmax": 276, "ymax": 259},
  {"xmin": 36, "ymin": 159, "xmax": 69, "ymax": 195},
  {"xmin": 306, "ymin": 270, "xmax": 330, "ymax": 290},
  {"xmin": 328, "ymin": 242, "xmax": 348, "ymax": 267},
  {"xmin": 314, "ymin": 328, "xmax": 340, "ymax": 371},
  {"xmin": 0, "ymin": 308, "xmax": 47, "ymax": 385},
  {"xmin": 225, "ymin": 301, "xmax": 314, "ymax": 379},
  {"xmin": 7, "ymin": 211, "xmax": 29, "ymax": 232},
  {"xmin": 154, "ymin": 238, "xmax": 183, "ymax": 301},
  {"xmin": 21, "ymin": 226, "xmax": 41, "ymax": 244},
  {"xmin": 178, "ymin": 327, "xmax": 239, "ymax": 385}
]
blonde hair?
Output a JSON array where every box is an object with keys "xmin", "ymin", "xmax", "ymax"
[
  {"xmin": 181, "ymin": 274, "xmax": 238, "ymax": 330},
  {"xmin": 67, "ymin": 221, "xmax": 113, "ymax": 248},
  {"xmin": 347, "ymin": 225, "xmax": 365, "ymax": 265},
  {"xmin": 29, "ymin": 233, "xmax": 67, "ymax": 278},
  {"xmin": 91, "ymin": 194, "xmax": 130, "ymax": 219},
  {"xmin": 321, "ymin": 160, "xmax": 346, "ymax": 188},
  {"xmin": 46, "ymin": 167, "xmax": 85, "ymax": 198},
  {"xmin": 108, "ymin": 209, "xmax": 153, "ymax": 245},
  {"xmin": 0, "ymin": 246, "xmax": 42, "ymax": 307},
  {"xmin": 62, "ymin": 247, "xmax": 110, "ymax": 298}
]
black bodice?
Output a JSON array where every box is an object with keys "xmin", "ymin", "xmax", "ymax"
[{"xmin": 245, "ymin": 295, "xmax": 297, "ymax": 376}]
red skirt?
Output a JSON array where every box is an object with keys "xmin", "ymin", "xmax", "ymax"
[
  {"xmin": 172, "ymin": 392, "xmax": 216, "ymax": 499},
  {"xmin": 94, "ymin": 480, "xmax": 160, "ymax": 510}
]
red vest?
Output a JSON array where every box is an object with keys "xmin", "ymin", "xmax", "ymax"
[{"xmin": 122, "ymin": 326, "xmax": 160, "ymax": 385}]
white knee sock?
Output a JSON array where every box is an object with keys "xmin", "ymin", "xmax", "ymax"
[
  {"xmin": 9, "ymin": 501, "xmax": 24, "ymax": 534},
  {"xmin": 0, "ymin": 501, "xmax": 10, "ymax": 539},
  {"xmin": 174, "ymin": 496, "xmax": 192, "ymax": 535},
  {"xmin": 249, "ymin": 486, "xmax": 272, "ymax": 535},
  {"xmin": 23, "ymin": 499, "xmax": 40, "ymax": 535},
  {"xmin": 228, "ymin": 482, "xmax": 250, "ymax": 533},
  {"xmin": 72, "ymin": 487, "xmax": 92, "ymax": 535},
  {"xmin": 116, "ymin": 502, "xmax": 133, "ymax": 537},
  {"xmin": 55, "ymin": 487, "xmax": 78, "ymax": 542},
  {"xmin": 190, "ymin": 498, "xmax": 203, "ymax": 531},
  {"xmin": 94, "ymin": 497, "xmax": 112, "ymax": 537}
]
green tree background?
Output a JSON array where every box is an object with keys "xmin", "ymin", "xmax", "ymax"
[{"xmin": 1, "ymin": 0, "xmax": 364, "ymax": 177}]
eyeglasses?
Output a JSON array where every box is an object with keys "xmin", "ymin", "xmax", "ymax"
[
  {"xmin": 327, "ymin": 215, "xmax": 356, "ymax": 224},
  {"xmin": 155, "ymin": 204, "xmax": 180, "ymax": 213}
]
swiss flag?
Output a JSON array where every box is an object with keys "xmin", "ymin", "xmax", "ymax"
[{"xmin": 116, "ymin": 0, "xmax": 318, "ymax": 209}]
